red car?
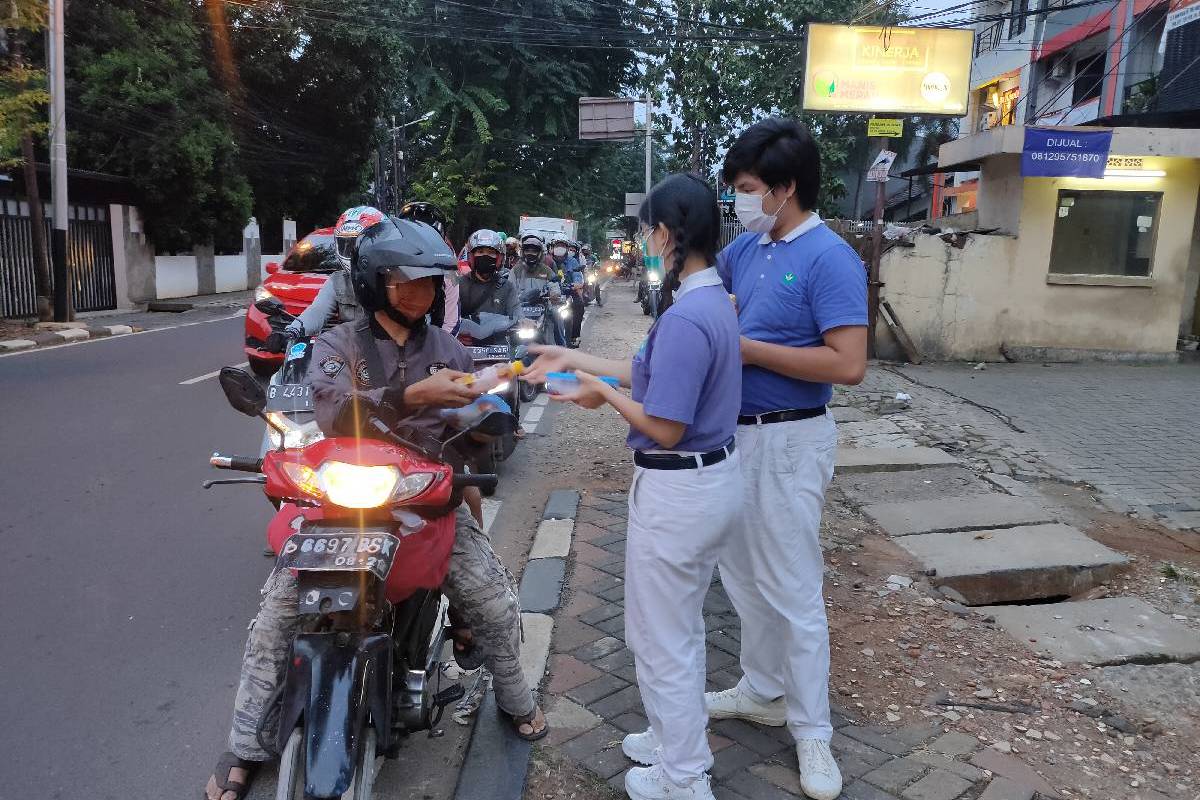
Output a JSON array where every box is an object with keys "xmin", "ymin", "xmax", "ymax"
[{"xmin": 245, "ymin": 227, "xmax": 339, "ymax": 376}]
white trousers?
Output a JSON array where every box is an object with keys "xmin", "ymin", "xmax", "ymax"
[
  {"xmin": 624, "ymin": 453, "xmax": 743, "ymax": 786},
  {"xmin": 718, "ymin": 413, "xmax": 837, "ymax": 741}
]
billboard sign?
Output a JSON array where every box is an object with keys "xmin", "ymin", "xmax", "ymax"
[
  {"xmin": 803, "ymin": 24, "xmax": 973, "ymax": 116},
  {"xmin": 1021, "ymin": 127, "xmax": 1112, "ymax": 178},
  {"xmin": 579, "ymin": 97, "xmax": 636, "ymax": 141}
]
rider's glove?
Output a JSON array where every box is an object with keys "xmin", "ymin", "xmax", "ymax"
[{"xmin": 263, "ymin": 332, "xmax": 289, "ymax": 354}]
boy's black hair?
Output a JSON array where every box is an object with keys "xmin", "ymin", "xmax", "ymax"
[
  {"xmin": 721, "ymin": 117, "xmax": 820, "ymax": 211},
  {"xmin": 637, "ymin": 172, "xmax": 720, "ymax": 312}
]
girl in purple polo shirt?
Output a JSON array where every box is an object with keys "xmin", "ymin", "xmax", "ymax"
[{"xmin": 524, "ymin": 173, "xmax": 742, "ymax": 800}]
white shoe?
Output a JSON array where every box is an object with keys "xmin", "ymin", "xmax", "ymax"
[
  {"xmin": 624, "ymin": 765, "xmax": 715, "ymax": 800},
  {"xmin": 796, "ymin": 738, "xmax": 843, "ymax": 800},
  {"xmin": 622, "ymin": 729, "xmax": 662, "ymax": 765},
  {"xmin": 703, "ymin": 685, "xmax": 787, "ymax": 726}
]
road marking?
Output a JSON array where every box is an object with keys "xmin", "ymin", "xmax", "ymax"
[
  {"xmin": 523, "ymin": 405, "xmax": 544, "ymax": 426},
  {"xmin": 533, "ymin": 393, "xmax": 549, "ymax": 407},
  {"xmin": 179, "ymin": 362, "xmax": 248, "ymax": 385}
]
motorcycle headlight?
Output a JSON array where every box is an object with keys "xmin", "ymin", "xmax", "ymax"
[
  {"xmin": 266, "ymin": 413, "xmax": 325, "ymax": 450},
  {"xmin": 517, "ymin": 324, "xmax": 537, "ymax": 340},
  {"xmin": 558, "ymin": 305, "xmax": 571, "ymax": 319},
  {"xmin": 318, "ymin": 462, "xmax": 436, "ymax": 508},
  {"xmin": 646, "ymin": 271, "xmax": 661, "ymax": 285},
  {"xmin": 254, "ymin": 286, "xmax": 274, "ymax": 303},
  {"xmin": 587, "ymin": 273, "xmax": 597, "ymax": 284}
]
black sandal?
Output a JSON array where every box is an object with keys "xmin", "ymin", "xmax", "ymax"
[
  {"xmin": 449, "ymin": 625, "xmax": 487, "ymax": 671},
  {"xmin": 204, "ymin": 752, "xmax": 258, "ymax": 800},
  {"xmin": 505, "ymin": 707, "xmax": 550, "ymax": 742}
]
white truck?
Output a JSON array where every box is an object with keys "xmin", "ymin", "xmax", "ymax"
[{"xmin": 518, "ymin": 215, "xmax": 578, "ymax": 244}]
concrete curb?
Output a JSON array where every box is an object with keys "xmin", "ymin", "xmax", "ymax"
[
  {"xmin": 454, "ymin": 489, "xmax": 579, "ymax": 800},
  {"xmin": 0, "ymin": 324, "xmax": 140, "ymax": 353}
]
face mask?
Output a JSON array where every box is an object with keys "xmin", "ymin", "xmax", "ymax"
[
  {"xmin": 735, "ymin": 190, "xmax": 786, "ymax": 234},
  {"xmin": 641, "ymin": 235, "xmax": 663, "ymax": 273},
  {"xmin": 569, "ymin": 250, "xmax": 579, "ymax": 259},
  {"xmin": 472, "ymin": 255, "xmax": 499, "ymax": 276},
  {"xmin": 552, "ymin": 246, "xmax": 568, "ymax": 259}
]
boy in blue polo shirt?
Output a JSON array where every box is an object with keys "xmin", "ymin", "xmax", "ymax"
[{"xmin": 707, "ymin": 117, "xmax": 868, "ymax": 800}]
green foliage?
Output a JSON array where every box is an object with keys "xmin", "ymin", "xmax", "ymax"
[
  {"xmin": 66, "ymin": 0, "xmax": 252, "ymax": 251},
  {"xmin": 0, "ymin": 63, "xmax": 47, "ymax": 168}
]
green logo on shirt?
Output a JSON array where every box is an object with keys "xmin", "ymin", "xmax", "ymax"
[{"xmin": 782, "ymin": 272, "xmax": 797, "ymax": 285}]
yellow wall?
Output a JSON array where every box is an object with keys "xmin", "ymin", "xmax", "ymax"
[{"xmin": 878, "ymin": 155, "xmax": 1200, "ymax": 359}]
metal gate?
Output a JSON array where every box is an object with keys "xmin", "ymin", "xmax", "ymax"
[{"xmin": 0, "ymin": 199, "xmax": 117, "ymax": 318}]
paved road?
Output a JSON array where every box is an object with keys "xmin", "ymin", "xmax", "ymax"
[
  {"xmin": 0, "ymin": 313, "xmax": 549, "ymax": 800},
  {"xmin": 896, "ymin": 361, "xmax": 1200, "ymax": 521}
]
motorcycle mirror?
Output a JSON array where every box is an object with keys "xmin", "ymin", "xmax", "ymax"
[
  {"xmin": 254, "ymin": 297, "xmax": 287, "ymax": 316},
  {"xmin": 470, "ymin": 410, "xmax": 517, "ymax": 438},
  {"xmin": 219, "ymin": 367, "xmax": 268, "ymax": 418}
]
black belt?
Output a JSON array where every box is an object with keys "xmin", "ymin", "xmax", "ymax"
[
  {"xmin": 634, "ymin": 441, "xmax": 735, "ymax": 470},
  {"xmin": 737, "ymin": 406, "xmax": 826, "ymax": 426}
]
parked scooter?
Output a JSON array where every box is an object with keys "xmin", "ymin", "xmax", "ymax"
[{"xmin": 207, "ymin": 367, "xmax": 511, "ymax": 800}]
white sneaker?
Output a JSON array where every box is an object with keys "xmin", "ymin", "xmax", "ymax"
[
  {"xmin": 796, "ymin": 738, "xmax": 843, "ymax": 800},
  {"xmin": 622, "ymin": 729, "xmax": 662, "ymax": 765},
  {"xmin": 624, "ymin": 765, "xmax": 715, "ymax": 800},
  {"xmin": 703, "ymin": 685, "xmax": 787, "ymax": 726}
]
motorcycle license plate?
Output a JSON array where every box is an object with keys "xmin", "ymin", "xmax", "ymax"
[
  {"xmin": 277, "ymin": 528, "xmax": 399, "ymax": 580},
  {"xmin": 469, "ymin": 345, "xmax": 510, "ymax": 361},
  {"xmin": 521, "ymin": 306, "xmax": 544, "ymax": 318},
  {"xmin": 266, "ymin": 383, "xmax": 314, "ymax": 412}
]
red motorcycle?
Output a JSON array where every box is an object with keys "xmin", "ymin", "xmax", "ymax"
[{"xmin": 208, "ymin": 367, "xmax": 507, "ymax": 799}]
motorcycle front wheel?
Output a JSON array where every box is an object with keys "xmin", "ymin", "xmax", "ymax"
[
  {"xmin": 275, "ymin": 726, "xmax": 377, "ymax": 800},
  {"xmin": 595, "ymin": 286, "xmax": 604, "ymax": 307},
  {"xmin": 519, "ymin": 378, "xmax": 538, "ymax": 404}
]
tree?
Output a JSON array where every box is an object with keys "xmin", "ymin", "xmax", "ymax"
[
  {"xmin": 66, "ymin": 0, "xmax": 252, "ymax": 252},
  {"xmin": 2, "ymin": 1, "xmax": 52, "ymax": 319}
]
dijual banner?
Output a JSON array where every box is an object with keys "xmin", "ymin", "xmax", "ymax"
[{"xmin": 1021, "ymin": 127, "xmax": 1113, "ymax": 178}]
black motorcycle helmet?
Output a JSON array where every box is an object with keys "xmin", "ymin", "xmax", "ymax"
[
  {"xmin": 352, "ymin": 217, "xmax": 457, "ymax": 325},
  {"xmin": 397, "ymin": 201, "xmax": 449, "ymax": 236}
]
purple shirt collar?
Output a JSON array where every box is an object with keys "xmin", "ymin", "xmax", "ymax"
[{"xmin": 675, "ymin": 266, "xmax": 723, "ymax": 300}]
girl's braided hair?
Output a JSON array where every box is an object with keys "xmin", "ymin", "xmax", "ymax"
[{"xmin": 636, "ymin": 172, "xmax": 721, "ymax": 314}]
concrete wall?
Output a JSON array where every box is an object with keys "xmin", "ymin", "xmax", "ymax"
[
  {"xmin": 878, "ymin": 155, "xmax": 1200, "ymax": 358},
  {"xmin": 214, "ymin": 254, "xmax": 246, "ymax": 293},
  {"xmin": 154, "ymin": 256, "xmax": 201, "ymax": 299}
]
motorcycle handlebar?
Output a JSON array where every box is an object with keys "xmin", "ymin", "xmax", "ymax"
[
  {"xmin": 453, "ymin": 473, "xmax": 499, "ymax": 492},
  {"xmin": 211, "ymin": 453, "xmax": 264, "ymax": 473}
]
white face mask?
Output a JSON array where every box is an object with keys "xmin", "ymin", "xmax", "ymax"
[
  {"xmin": 735, "ymin": 190, "xmax": 786, "ymax": 234},
  {"xmin": 552, "ymin": 246, "xmax": 568, "ymax": 258}
]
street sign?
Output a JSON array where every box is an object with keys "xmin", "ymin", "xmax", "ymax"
[
  {"xmin": 868, "ymin": 118, "xmax": 904, "ymax": 137},
  {"xmin": 1021, "ymin": 127, "xmax": 1112, "ymax": 178},
  {"xmin": 865, "ymin": 149, "xmax": 898, "ymax": 182},
  {"xmin": 579, "ymin": 98, "xmax": 636, "ymax": 141},
  {"xmin": 625, "ymin": 192, "xmax": 646, "ymax": 217},
  {"xmin": 803, "ymin": 24, "xmax": 973, "ymax": 116}
]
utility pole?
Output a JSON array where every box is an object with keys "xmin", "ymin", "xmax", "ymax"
[
  {"xmin": 867, "ymin": 134, "xmax": 888, "ymax": 359},
  {"xmin": 390, "ymin": 115, "xmax": 400, "ymax": 214},
  {"xmin": 48, "ymin": 0, "xmax": 70, "ymax": 321},
  {"xmin": 644, "ymin": 92, "xmax": 652, "ymax": 195},
  {"xmin": 396, "ymin": 117, "xmax": 408, "ymax": 210}
]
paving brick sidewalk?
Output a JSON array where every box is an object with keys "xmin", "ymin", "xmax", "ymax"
[
  {"xmin": 541, "ymin": 492, "xmax": 1046, "ymax": 800},
  {"xmin": 887, "ymin": 362, "xmax": 1200, "ymax": 528}
]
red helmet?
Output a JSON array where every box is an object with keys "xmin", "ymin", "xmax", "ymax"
[{"xmin": 333, "ymin": 206, "xmax": 385, "ymax": 266}]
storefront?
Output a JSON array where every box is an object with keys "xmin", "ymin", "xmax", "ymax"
[{"xmin": 876, "ymin": 125, "xmax": 1200, "ymax": 359}]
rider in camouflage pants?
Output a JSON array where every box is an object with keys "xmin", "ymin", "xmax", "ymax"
[{"xmin": 227, "ymin": 507, "xmax": 532, "ymax": 761}]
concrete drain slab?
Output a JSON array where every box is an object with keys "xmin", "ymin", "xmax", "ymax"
[
  {"xmin": 983, "ymin": 598, "xmax": 1200, "ymax": 666},
  {"xmin": 863, "ymin": 495, "xmax": 1055, "ymax": 537},
  {"xmin": 835, "ymin": 446, "xmax": 959, "ymax": 473},
  {"xmin": 895, "ymin": 523, "xmax": 1128, "ymax": 605}
]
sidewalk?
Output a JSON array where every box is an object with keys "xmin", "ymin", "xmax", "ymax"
[
  {"xmin": 528, "ymin": 339, "xmax": 1199, "ymax": 800},
  {"xmin": 853, "ymin": 362, "xmax": 1200, "ymax": 530},
  {"xmin": 0, "ymin": 289, "xmax": 252, "ymax": 352}
]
